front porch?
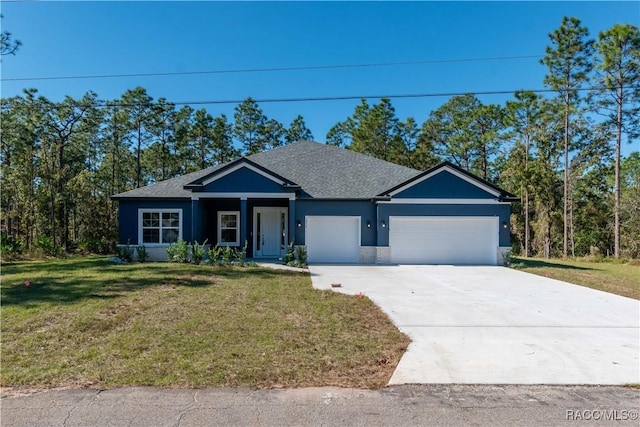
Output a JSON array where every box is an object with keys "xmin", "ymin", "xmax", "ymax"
[{"xmin": 193, "ymin": 196, "xmax": 296, "ymax": 259}]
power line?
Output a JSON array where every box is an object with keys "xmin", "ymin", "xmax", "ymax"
[
  {"xmin": 1, "ymin": 86, "xmax": 609, "ymax": 110},
  {"xmin": 103, "ymin": 87, "xmax": 604, "ymax": 107},
  {"xmin": 1, "ymin": 55, "xmax": 543, "ymax": 82}
]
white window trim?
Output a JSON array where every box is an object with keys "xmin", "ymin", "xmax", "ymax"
[
  {"xmin": 138, "ymin": 209, "xmax": 183, "ymax": 247},
  {"xmin": 218, "ymin": 211, "xmax": 240, "ymax": 246}
]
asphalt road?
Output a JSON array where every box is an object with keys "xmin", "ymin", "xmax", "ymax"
[{"xmin": 2, "ymin": 385, "xmax": 639, "ymax": 427}]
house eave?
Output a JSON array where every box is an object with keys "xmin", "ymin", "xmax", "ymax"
[{"xmin": 110, "ymin": 195, "xmax": 192, "ymax": 201}]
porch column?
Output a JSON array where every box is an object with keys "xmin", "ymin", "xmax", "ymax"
[
  {"xmin": 191, "ymin": 199, "xmax": 200, "ymax": 243},
  {"xmin": 288, "ymin": 199, "xmax": 296, "ymax": 245},
  {"xmin": 240, "ymin": 198, "xmax": 247, "ymax": 247}
]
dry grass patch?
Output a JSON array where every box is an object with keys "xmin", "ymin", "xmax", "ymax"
[
  {"xmin": 512, "ymin": 257, "xmax": 639, "ymax": 300},
  {"xmin": 0, "ymin": 256, "xmax": 409, "ymax": 390}
]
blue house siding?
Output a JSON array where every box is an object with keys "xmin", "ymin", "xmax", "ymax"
[
  {"xmin": 118, "ymin": 199, "xmax": 193, "ymax": 245},
  {"xmin": 199, "ymin": 199, "xmax": 241, "ymax": 245},
  {"xmin": 294, "ymin": 200, "xmax": 377, "ymax": 246},
  {"xmin": 377, "ymin": 203, "xmax": 511, "ymax": 246},
  {"xmin": 393, "ymin": 170, "xmax": 497, "ymax": 199},
  {"xmin": 201, "ymin": 167, "xmax": 286, "ymax": 193}
]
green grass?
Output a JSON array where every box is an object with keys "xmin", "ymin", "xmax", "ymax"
[
  {"xmin": 511, "ymin": 257, "xmax": 639, "ymax": 300},
  {"xmin": 0, "ymin": 256, "xmax": 409, "ymax": 390}
]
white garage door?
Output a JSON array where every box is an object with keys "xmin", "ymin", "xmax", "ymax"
[
  {"xmin": 306, "ymin": 216, "xmax": 360, "ymax": 263},
  {"xmin": 389, "ymin": 216, "xmax": 498, "ymax": 265}
]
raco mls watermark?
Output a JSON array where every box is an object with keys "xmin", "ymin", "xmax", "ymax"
[{"xmin": 566, "ymin": 409, "xmax": 639, "ymax": 421}]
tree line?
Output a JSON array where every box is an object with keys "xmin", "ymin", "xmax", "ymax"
[
  {"xmin": 1, "ymin": 18, "xmax": 638, "ymax": 259},
  {"xmin": 0, "ymin": 89, "xmax": 313, "ymax": 254}
]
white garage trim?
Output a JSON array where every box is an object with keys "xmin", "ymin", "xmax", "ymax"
[
  {"xmin": 305, "ymin": 216, "xmax": 360, "ymax": 263},
  {"xmin": 389, "ymin": 216, "xmax": 499, "ymax": 265},
  {"xmin": 379, "ymin": 198, "xmax": 508, "ymax": 204}
]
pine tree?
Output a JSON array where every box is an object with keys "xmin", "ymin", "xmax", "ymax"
[
  {"xmin": 541, "ymin": 16, "xmax": 594, "ymax": 257},
  {"xmin": 592, "ymin": 23, "xmax": 640, "ymax": 258}
]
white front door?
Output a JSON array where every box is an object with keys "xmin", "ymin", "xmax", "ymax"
[{"xmin": 254, "ymin": 207, "xmax": 287, "ymax": 257}]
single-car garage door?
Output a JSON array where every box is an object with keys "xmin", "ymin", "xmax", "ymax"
[
  {"xmin": 306, "ymin": 216, "xmax": 360, "ymax": 263},
  {"xmin": 389, "ymin": 216, "xmax": 498, "ymax": 265}
]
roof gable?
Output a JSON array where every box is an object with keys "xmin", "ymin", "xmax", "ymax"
[
  {"xmin": 199, "ymin": 164, "xmax": 290, "ymax": 193},
  {"xmin": 382, "ymin": 162, "xmax": 517, "ymax": 200}
]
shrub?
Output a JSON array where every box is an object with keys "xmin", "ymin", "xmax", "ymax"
[
  {"xmin": 166, "ymin": 239, "xmax": 189, "ymax": 263},
  {"xmin": 502, "ymin": 250, "xmax": 512, "ymax": 267},
  {"xmin": 221, "ymin": 245, "xmax": 233, "ymax": 265},
  {"xmin": 206, "ymin": 244, "xmax": 223, "ymax": 265},
  {"xmin": 36, "ymin": 235, "xmax": 63, "ymax": 257},
  {"xmin": 136, "ymin": 245, "xmax": 148, "ymax": 263},
  {"xmin": 282, "ymin": 241, "xmax": 295, "ymax": 264},
  {"xmin": 0, "ymin": 235, "xmax": 23, "ymax": 257},
  {"xmin": 192, "ymin": 240, "xmax": 208, "ymax": 265},
  {"xmin": 234, "ymin": 241, "xmax": 248, "ymax": 266},
  {"xmin": 285, "ymin": 245, "xmax": 308, "ymax": 268},
  {"xmin": 296, "ymin": 246, "xmax": 308, "ymax": 265},
  {"xmin": 116, "ymin": 241, "xmax": 133, "ymax": 262}
]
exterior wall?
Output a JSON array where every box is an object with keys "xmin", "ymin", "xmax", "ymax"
[
  {"xmin": 201, "ymin": 167, "xmax": 287, "ymax": 193},
  {"xmin": 200, "ymin": 199, "xmax": 241, "ymax": 245},
  {"xmin": 117, "ymin": 197, "xmax": 512, "ymax": 264},
  {"xmin": 377, "ymin": 203, "xmax": 511, "ymax": 247},
  {"xmin": 394, "ymin": 170, "xmax": 496, "ymax": 199},
  {"xmin": 117, "ymin": 199, "xmax": 192, "ymax": 245},
  {"xmin": 293, "ymin": 200, "xmax": 377, "ymax": 247},
  {"xmin": 359, "ymin": 246, "xmax": 376, "ymax": 264}
]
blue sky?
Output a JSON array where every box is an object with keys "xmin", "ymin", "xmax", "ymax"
[{"xmin": 1, "ymin": 1, "xmax": 638, "ymax": 155}]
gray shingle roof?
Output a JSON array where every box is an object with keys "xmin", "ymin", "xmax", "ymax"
[
  {"xmin": 248, "ymin": 141, "xmax": 421, "ymax": 198},
  {"xmin": 111, "ymin": 164, "xmax": 226, "ymax": 199},
  {"xmin": 112, "ymin": 141, "xmax": 422, "ymax": 199}
]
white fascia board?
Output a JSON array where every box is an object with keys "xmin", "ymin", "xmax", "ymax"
[
  {"xmin": 388, "ymin": 166, "xmax": 502, "ymax": 197},
  {"xmin": 378, "ymin": 198, "xmax": 508, "ymax": 204},
  {"xmin": 200, "ymin": 162, "xmax": 286, "ymax": 187},
  {"xmin": 192, "ymin": 192, "xmax": 295, "ymax": 201}
]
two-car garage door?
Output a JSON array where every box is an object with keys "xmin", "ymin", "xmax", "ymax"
[{"xmin": 389, "ymin": 216, "xmax": 498, "ymax": 265}]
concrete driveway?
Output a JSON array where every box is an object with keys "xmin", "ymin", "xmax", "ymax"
[{"xmin": 308, "ymin": 265, "xmax": 640, "ymax": 385}]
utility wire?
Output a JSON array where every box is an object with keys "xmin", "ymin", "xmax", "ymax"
[
  {"xmin": 1, "ymin": 55, "xmax": 543, "ymax": 82},
  {"xmin": 0, "ymin": 86, "xmax": 611, "ymax": 110},
  {"xmin": 96, "ymin": 86, "xmax": 607, "ymax": 108}
]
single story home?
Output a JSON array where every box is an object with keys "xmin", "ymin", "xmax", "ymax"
[{"xmin": 112, "ymin": 141, "xmax": 518, "ymax": 264}]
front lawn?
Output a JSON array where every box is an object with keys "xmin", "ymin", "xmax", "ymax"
[
  {"xmin": 0, "ymin": 257, "xmax": 409, "ymax": 390},
  {"xmin": 512, "ymin": 257, "xmax": 639, "ymax": 300}
]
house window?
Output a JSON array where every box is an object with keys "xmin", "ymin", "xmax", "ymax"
[
  {"xmin": 218, "ymin": 211, "xmax": 240, "ymax": 246},
  {"xmin": 139, "ymin": 209, "xmax": 181, "ymax": 245}
]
